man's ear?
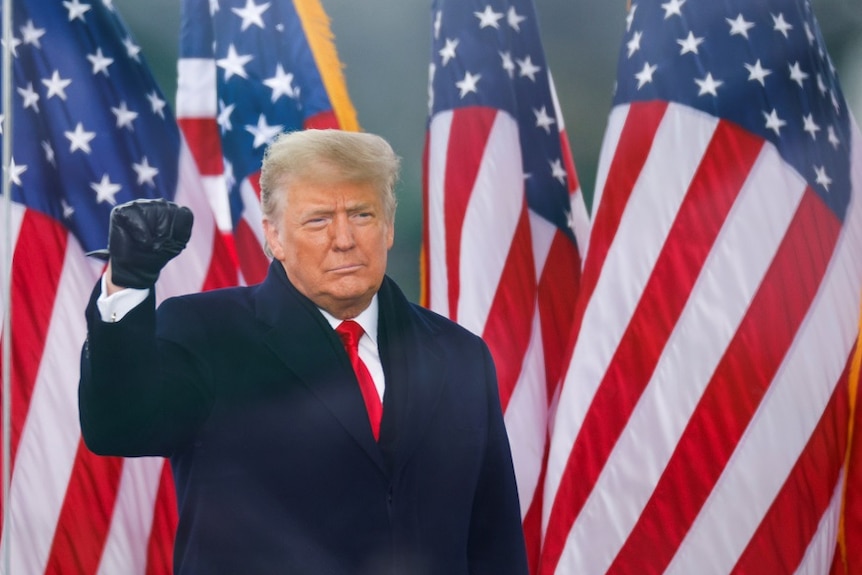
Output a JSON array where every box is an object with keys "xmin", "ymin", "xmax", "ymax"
[
  {"xmin": 262, "ymin": 219, "xmax": 283, "ymax": 260},
  {"xmin": 386, "ymin": 221, "xmax": 395, "ymax": 250}
]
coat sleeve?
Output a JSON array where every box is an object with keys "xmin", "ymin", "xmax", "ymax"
[
  {"xmin": 467, "ymin": 343, "xmax": 530, "ymax": 575},
  {"xmin": 78, "ymin": 281, "xmax": 212, "ymax": 457}
]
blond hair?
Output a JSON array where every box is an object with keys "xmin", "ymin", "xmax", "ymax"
[{"xmin": 260, "ymin": 129, "xmax": 400, "ymax": 226}]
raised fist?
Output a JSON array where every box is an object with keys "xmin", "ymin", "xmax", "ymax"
[{"xmin": 91, "ymin": 198, "xmax": 194, "ymax": 289}]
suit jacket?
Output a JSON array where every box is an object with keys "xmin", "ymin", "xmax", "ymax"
[{"xmin": 80, "ymin": 261, "xmax": 528, "ymax": 575}]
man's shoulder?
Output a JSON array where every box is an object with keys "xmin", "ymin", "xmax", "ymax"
[{"xmin": 402, "ymin": 299, "xmax": 486, "ymax": 345}]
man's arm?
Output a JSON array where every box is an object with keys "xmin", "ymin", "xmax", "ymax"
[{"xmin": 79, "ymin": 199, "xmax": 203, "ymax": 457}]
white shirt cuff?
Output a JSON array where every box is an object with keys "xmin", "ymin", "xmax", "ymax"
[{"xmin": 96, "ymin": 274, "xmax": 150, "ymax": 323}]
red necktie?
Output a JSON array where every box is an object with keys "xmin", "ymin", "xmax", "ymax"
[{"xmin": 336, "ymin": 320, "xmax": 383, "ymax": 441}]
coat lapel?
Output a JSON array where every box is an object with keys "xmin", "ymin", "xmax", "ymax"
[
  {"xmin": 376, "ymin": 278, "xmax": 445, "ymax": 476},
  {"xmin": 254, "ymin": 262, "xmax": 386, "ymax": 473}
]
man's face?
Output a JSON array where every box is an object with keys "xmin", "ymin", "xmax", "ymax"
[{"xmin": 264, "ymin": 178, "xmax": 394, "ymax": 319}]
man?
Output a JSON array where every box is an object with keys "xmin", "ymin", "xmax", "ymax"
[{"xmin": 79, "ymin": 129, "xmax": 528, "ymax": 574}]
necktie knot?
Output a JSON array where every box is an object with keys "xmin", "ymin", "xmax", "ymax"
[{"xmin": 336, "ymin": 320, "xmax": 364, "ymax": 351}]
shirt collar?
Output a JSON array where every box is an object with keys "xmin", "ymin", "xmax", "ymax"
[{"xmin": 319, "ymin": 295, "xmax": 379, "ymax": 346}]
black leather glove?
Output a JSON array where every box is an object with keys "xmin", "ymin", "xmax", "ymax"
[{"xmin": 89, "ymin": 198, "xmax": 194, "ymax": 289}]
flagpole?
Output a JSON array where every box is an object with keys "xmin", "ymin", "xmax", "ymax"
[{"xmin": 2, "ymin": 0, "xmax": 14, "ymax": 570}]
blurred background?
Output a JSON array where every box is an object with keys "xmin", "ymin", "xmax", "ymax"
[{"xmin": 113, "ymin": 0, "xmax": 862, "ymax": 302}]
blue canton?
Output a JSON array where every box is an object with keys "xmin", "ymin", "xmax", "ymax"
[
  {"xmin": 617, "ymin": 0, "xmax": 852, "ymax": 220},
  {"xmin": 1, "ymin": 0, "xmax": 179, "ymax": 253}
]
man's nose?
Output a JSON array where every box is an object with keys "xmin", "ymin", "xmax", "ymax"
[{"xmin": 332, "ymin": 214, "xmax": 356, "ymax": 249}]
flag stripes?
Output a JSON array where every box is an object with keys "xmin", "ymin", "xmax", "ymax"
[
  {"xmin": 44, "ymin": 444, "xmax": 122, "ymax": 575},
  {"xmin": 95, "ymin": 458, "xmax": 167, "ymax": 575},
  {"xmin": 145, "ymin": 463, "xmax": 178, "ymax": 575},
  {"xmin": 610, "ymin": 188, "xmax": 840, "ymax": 574},
  {"xmin": 732, "ymin": 370, "xmax": 849, "ymax": 574},
  {"xmin": 3, "ymin": 227, "xmax": 98, "ymax": 574},
  {"xmin": 541, "ymin": 83, "xmax": 862, "ymax": 572}
]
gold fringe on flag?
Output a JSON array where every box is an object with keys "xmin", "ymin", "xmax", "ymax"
[
  {"xmin": 293, "ymin": 0, "xmax": 360, "ymax": 132},
  {"xmin": 838, "ymin": 303, "xmax": 862, "ymax": 573}
]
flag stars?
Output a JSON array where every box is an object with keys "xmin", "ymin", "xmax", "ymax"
[
  {"xmin": 635, "ymin": 62, "xmax": 657, "ymax": 89},
  {"xmin": 63, "ymin": 0, "xmax": 92, "ymax": 22},
  {"xmin": 695, "ymin": 73, "xmax": 722, "ymax": 96},
  {"xmin": 42, "ymin": 141, "xmax": 56, "ymax": 165},
  {"xmin": 61, "ymin": 199, "xmax": 75, "ymax": 219},
  {"xmin": 232, "ymin": 0, "xmax": 270, "ymax": 31},
  {"xmin": 1, "ymin": 36, "xmax": 21, "ymax": 58},
  {"xmin": 439, "ymin": 38, "xmax": 459, "ymax": 66},
  {"xmin": 264, "ymin": 64, "xmax": 299, "ymax": 101},
  {"xmin": 17, "ymin": 82, "xmax": 40, "ymax": 111},
  {"xmin": 772, "ymin": 13, "xmax": 793, "ymax": 38},
  {"xmin": 223, "ymin": 157, "xmax": 237, "ymax": 190},
  {"xmin": 112, "ymin": 101, "xmax": 138, "ymax": 129},
  {"xmin": 20, "ymin": 20, "xmax": 46, "ymax": 47},
  {"xmin": 87, "ymin": 48, "xmax": 113, "ymax": 76},
  {"xmin": 549, "ymin": 158, "xmax": 567, "ymax": 185},
  {"xmin": 66, "ymin": 122, "xmax": 96, "ymax": 153},
  {"xmin": 534, "ymin": 106, "xmax": 556, "ymax": 134},
  {"xmin": 91, "ymin": 174, "xmax": 122, "ymax": 205},
  {"xmin": 816, "ymin": 74, "xmax": 828, "ymax": 95},
  {"xmin": 804, "ymin": 22, "xmax": 816, "ymax": 45},
  {"xmin": 123, "ymin": 37, "xmax": 142, "ymax": 62},
  {"xmin": 147, "ymin": 91, "xmax": 166, "ymax": 118},
  {"xmin": 763, "ymin": 109, "xmax": 786, "ymax": 136},
  {"xmin": 6, "ymin": 157, "xmax": 27, "ymax": 186},
  {"xmin": 132, "ymin": 157, "xmax": 159, "ymax": 186},
  {"xmin": 43, "ymin": 70, "xmax": 72, "ymax": 100},
  {"xmin": 433, "ymin": 11, "xmax": 442, "ymax": 40},
  {"xmin": 661, "ymin": 0, "xmax": 685, "ymax": 19},
  {"xmin": 727, "ymin": 14, "xmax": 755, "ymax": 39},
  {"xmin": 217, "ymin": 99, "xmax": 235, "ymax": 132},
  {"xmin": 517, "ymin": 55, "xmax": 541, "ymax": 81},
  {"xmin": 677, "ymin": 31, "xmax": 704, "ymax": 55},
  {"xmin": 566, "ymin": 209, "xmax": 577, "ymax": 235},
  {"xmin": 626, "ymin": 4, "xmax": 637, "ymax": 32},
  {"xmin": 627, "ymin": 31, "xmax": 642, "ymax": 58},
  {"xmin": 217, "ymin": 44, "xmax": 253, "ymax": 80},
  {"xmin": 245, "ymin": 114, "xmax": 283, "ymax": 148},
  {"xmin": 500, "ymin": 52, "xmax": 516, "ymax": 78},
  {"xmin": 507, "ymin": 6, "xmax": 527, "ymax": 31},
  {"xmin": 802, "ymin": 113, "xmax": 820, "ymax": 139},
  {"xmin": 745, "ymin": 59, "xmax": 772, "ymax": 86},
  {"xmin": 475, "ymin": 6, "xmax": 504, "ymax": 29},
  {"xmin": 827, "ymin": 125, "xmax": 840, "ymax": 149},
  {"xmin": 456, "ymin": 71, "xmax": 481, "ymax": 98},
  {"xmin": 788, "ymin": 62, "xmax": 808, "ymax": 87},
  {"xmin": 814, "ymin": 165, "xmax": 831, "ymax": 191}
]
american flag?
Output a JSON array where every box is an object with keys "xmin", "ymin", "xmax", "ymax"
[
  {"xmin": 0, "ymin": 0, "xmax": 234, "ymax": 572},
  {"xmin": 540, "ymin": 0, "xmax": 862, "ymax": 573},
  {"xmin": 845, "ymin": 325, "xmax": 862, "ymax": 573},
  {"xmin": 177, "ymin": 0, "xmax": 358, "ymax": 286},
  {"xmin": 422, "ymin": 0, "xmax": 588, "ymax": 568}
]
